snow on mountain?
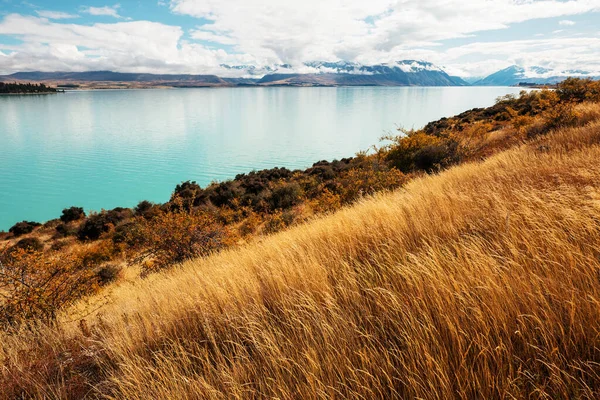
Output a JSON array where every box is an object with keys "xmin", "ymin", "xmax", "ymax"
[
  {"xmin": 222, "ymin": 60, "xmax": 449, "ymax": 77},
  {"xmin": 475, "ymin": 65, "xmax": 599, "ymax": 86}
]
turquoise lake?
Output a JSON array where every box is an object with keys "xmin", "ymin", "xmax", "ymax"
[{"xmin": 0, "ymin": 86, "xmax": 527, "ymax": 230}]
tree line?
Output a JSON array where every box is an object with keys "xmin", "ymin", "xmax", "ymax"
[{"xmin": 0, "ymin": 82, "xmax": 57, "ymax": 94}]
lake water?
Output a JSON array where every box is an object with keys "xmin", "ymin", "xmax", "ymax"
[{"xmin": 0, "ymin": 86, "xmax": 527, "ymax": 230}]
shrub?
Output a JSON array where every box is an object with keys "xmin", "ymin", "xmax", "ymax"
[
  {"xmin": 55, "ymin": 223, "xmax": 77, "ymax": 237},
  {"xmin": 307, "ymin": 163, "xmax": 336, "ymax": 180},
  {"xmin": 131, "ymin": 210, "xmax": 230, "ymax": 275},
  {"xmin": 338, "ymin": 167, "xmax": 407, "ymax": 204},
  {"xmin": 413, "ymin": 141, "xmax": 459, "ymax": 172},
  {"xmin": 78, "ymin": 209, "xmax": 132, "ymax": 241},
  {"xmin": 12, "ymin": 237, "xmax": 43, "ymax": 252},
  {"xmin": 238, "ymin": 211, "xmax": 262, "ymax": 237},
  {"xmin": 385, "ymin": 132, "xmax": 445, "ymax": 173},
  {"xmin": 80, "ymin": 242, "xmax": 114, "ymax": 267},
  {"xmin": 171, "ymin": 181, "xmax": 204, "ymax": 210},
  {"xmin": 112, "ymin": 221, "xmax": 141, "ymax": 245},
  {"xmin": 135, "ymin": 200, "xmax": 152, "ymax": 214},
  {"xmin": 50, "ymin": 240, "xmax": 69, "ymax": 251},
  {"xmin": 557, "ymin": 77, "xmax": 600, "ymax": 103},
  {"xmin": 310, "ymin": 189, "xmax": 342, "ymax": 213},
  {"xmin": 0, "ymin": 249, "xmax": 99, "ymax": 326},
  {"xmin": 263, "ymin": 212, "xmax": 288, "ymax": 234},
  {"xmin": 96, "ymin": 264, "xmax": 122, "ymax": 286},
  {"xmin": 206, "ymin": 181, "xmax": 242, "ymax": 207},
  {"xmin": 542, "ymin": 103, "xmax": 580, "ymax": 132},
  {"xmin": 8, "ymin": 221, "xmax": 41, "ymax": 237},
  {"xmin": 60, "ymin": 207, "xmax": 85, "ymax": 223},
  {"xmin": 172, "ymin": 181, "xmax": 202, "ymax": 199},
  {"xmin": 269, "ymin": 183, "xmax": 302, "ymax": 210}
]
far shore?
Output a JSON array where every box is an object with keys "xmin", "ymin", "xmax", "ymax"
[{"xmin": 0, "ymin": 91, "xmax": 63, "ymax": 95}]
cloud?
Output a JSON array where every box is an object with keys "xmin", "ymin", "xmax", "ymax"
[
  {"xmin": 559, "ymin": 19, "xmax": 576, "ymax": 25},
  {"xmin": 171, "ymin": 0, "xmax": 600, "ymax": 65},
  {"xmin": 0, "ymin": 1, "xmax": 599, "ymax": 77},
  {"xmin": 82, "ymin": 5, "xmax": 122, "ymax": 18},
  {"xmin": 0, "ymin": 14, "xmax": 252, "ymax": 74},
  {"xmin": 35, "ymin": 11, "xmax": 79, "ymax": 20},
  {"xmin": 190, "ymin": 29, "xmax": 237, "ymax": 45},
  {"xmin": 440, "ymin": 37, "xmax": 600, "ymax": 76}
]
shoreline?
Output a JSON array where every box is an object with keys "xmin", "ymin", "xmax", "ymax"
[{"xmin": 0, "ymin": 91, "xmax": 62, "ymax": 95}]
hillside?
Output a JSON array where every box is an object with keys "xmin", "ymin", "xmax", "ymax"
[{"xmin": 2, "ymin": 80, "xmax": 600, "ymax": 398}]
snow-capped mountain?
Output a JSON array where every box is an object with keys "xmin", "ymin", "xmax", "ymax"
[
  {"xmin": 222, "ymin": 60, "xmax": 468, "ymax": 86},
  {"xmin": 303, "ymin": 60, "xmax": 445, "ymax": 74},
  {"xmin": 475, "ymin": 65, "xmax": 600, "ymax": 86}
]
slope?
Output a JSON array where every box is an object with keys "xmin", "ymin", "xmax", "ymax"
[{"xmin": 3, "ymin": 107, "xmax": 600, "ymax": 398}]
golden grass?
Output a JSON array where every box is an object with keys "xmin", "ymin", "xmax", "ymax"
[{"xmin": 3, "ymin": 117, "xmax": 600, "ymax": 399}]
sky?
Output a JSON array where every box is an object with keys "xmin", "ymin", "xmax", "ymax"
[{"xmin": 0, "ymin": 0, "xmax": 599, "ymax": 77}]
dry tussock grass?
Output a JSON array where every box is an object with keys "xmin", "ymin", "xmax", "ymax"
[{"xmin": 3, "ymin": 115, "xmax": 600, "ymax": 399}]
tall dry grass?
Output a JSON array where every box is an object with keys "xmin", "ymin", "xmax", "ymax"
[{"xmin": 3, "ymin": 114, "xmax": 600, "ymax": 399}]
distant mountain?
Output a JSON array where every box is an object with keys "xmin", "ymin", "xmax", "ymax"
[
  {"xmin": 461, "ymin": 76, "xmax": 485, "ymax": 85},
  {"xmin": 0, "ymin": 71, "xmax": 228, "ymax": 86},
  {"xmin": 0, "ymin": 61, "xmax": 469, "ymax": 87},
  {"xmin": 258, "ymin": 60, "xmax": 469, "ymax": 86},
  {"xmin": 475, "ymin": 65, "xmax": 600, "ymax": 86}
]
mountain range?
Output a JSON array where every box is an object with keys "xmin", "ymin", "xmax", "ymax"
[
  {"xmin": 0, "ymin": 61, "xmax": 597, "ymax": 88},
  {"xmin": 474, "ymin": 65, "xmax": 600, "ymax": 86}
]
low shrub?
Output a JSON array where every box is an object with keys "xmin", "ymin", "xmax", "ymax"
[
  {"xmin": 96, "ymin": 264, "xmax": 122, "ymax": 286},
  {"xmin": 8, "ymin": 221, "xmax": 41, "ymax": 237},
  {"xmin": 269, "ymin": 183, "xmax": 303, "ymax": 210},
  {"xmin": 55, "ymin": 223, "xmax": 77, "ymax": 238},
  {"xmin": 557, "ymin": 77, "xmax": 600, "ymax": 103},
  {"xmin": 78, "ymin": 208, "xmax": 132, "ymax": 241},
  {"xmin": 0, "ymin": 249, "xmax": 99, "ymax": 326},
  {"xmin": 131, "ymin": 210, "xmax": 231, "ymax": 275},
  {"xmin": 60, "ymin": 207, "xmax": 85, "ymax": 223},
  {"xmin": 12, "ymin": 237, "xmax": 43, "ymax": 252}
]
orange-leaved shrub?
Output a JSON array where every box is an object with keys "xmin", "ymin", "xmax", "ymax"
[
  {"xmin": 0, "ymin": 249, "xmax": 99, "ymax": 327},
  {"xmin": 128, "ymin": 203, "xmax": 232, "ymax": 275}
]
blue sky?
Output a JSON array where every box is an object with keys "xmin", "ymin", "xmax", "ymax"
[{"xmin": 0, "ymin": 0, "xmax": 599, "ymax": 77}]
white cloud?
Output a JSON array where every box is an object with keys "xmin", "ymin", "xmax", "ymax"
[
  {"xmin": 559, "ymin": 19, "xmax": 576, "ymax": 25},
  {"xmin": 82, "ymin": 5, "xmax": 122, "ymax": 19},
  {"xmin": 171, "ymin": 0, "xmax": 600, "ymax": 65},
  {"xmin": 190, "ymin": 29, "xmax": 237, "ymax": 45},
  {"xmin": 35, "ymin": 11, "xmax": 79, "ymax": 20},
  {"xmin": 440, "ymin": 37, "xmax": 600, "ymax": 76},
  {"xmin": 0, "ymin": 14, "xmax": 253, "ymax": 75}
]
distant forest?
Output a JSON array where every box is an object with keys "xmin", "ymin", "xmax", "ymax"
[{"xmin": 0, "ymin": 82, "xmax": 57, "ymax": 94}]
